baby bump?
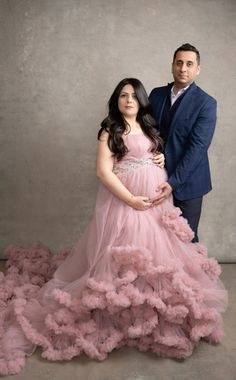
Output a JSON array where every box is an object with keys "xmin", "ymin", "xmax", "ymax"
[{"xmin": 115, "ymin": 160, "xmax": 168, "ymax": 198}]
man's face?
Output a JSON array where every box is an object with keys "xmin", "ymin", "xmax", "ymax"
[{"xmin": 172, "ymin": 50, "xmax": 200, "ymax": 88}]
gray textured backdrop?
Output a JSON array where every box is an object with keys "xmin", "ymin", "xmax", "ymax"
[{"xmin": 0, "ymin": 0, "xmax": 235, "ymax": 261}]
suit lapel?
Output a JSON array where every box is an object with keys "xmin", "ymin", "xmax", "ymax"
[{"xmin": 167, "ymin": 82, "xmax": 197, "ymax": 140}]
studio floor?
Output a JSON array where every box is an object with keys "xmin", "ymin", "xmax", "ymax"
[{"xmin": 0, "ymin": 262, "xmax": 235, "ymax": 380}]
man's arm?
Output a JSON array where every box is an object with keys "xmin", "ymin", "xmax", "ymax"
[
  {"xmin": 152, "ymin": 96, "xmax": 217, "ymax": 205},
  {"xmin": 168, "ymin": 97, "xmax": 217, "ymax": 190}
]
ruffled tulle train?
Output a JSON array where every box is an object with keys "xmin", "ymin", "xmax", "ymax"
[
  {"xmin": 0, "ymin": 134, "xmax": 228, "ymax": 375},
  {"xmin": 0, "ymin": 237, "xmax": 227, "ymax": 375}
]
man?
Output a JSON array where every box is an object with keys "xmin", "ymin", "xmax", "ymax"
[{"xmin": 149, "ymin": 43, "xmax": 217, "ymax": 242}]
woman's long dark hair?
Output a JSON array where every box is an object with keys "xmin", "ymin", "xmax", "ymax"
[{"xmin": 98, "ymin": 78, "xmax": 163, "ymax": 161}]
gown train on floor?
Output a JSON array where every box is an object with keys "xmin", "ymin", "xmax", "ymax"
[{"xmin": 0, "ymin": 134, "xmax": 228, "ymax": 375}]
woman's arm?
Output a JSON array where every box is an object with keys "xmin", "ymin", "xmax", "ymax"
[{"xmin": 96, "ymin": 132, "xmax": 152, "ymax": 211}]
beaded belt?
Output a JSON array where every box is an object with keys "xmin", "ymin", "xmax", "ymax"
[{"xmin": 113, "ymin": 157, "xmax": 153, "ymax": 174}]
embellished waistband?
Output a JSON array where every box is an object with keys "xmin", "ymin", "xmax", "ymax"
[{"xmin": 113, "ymin": 157, "xmax": 153, "ymax": 174}]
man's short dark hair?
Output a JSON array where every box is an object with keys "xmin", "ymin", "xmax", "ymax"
[{"xmin": 173, "ymin": 43, "xmax": 200, "ymax": 64}]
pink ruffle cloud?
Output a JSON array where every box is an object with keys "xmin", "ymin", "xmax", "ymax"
[
  {"xmin": 0, "ymin": 241, "xmax": 227, "ymax": 375},
  {"xmin": 161, "ymin": 207, "xmax": 194, "ymax": 242}
]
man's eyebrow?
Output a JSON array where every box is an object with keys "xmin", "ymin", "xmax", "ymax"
[{"xmin": 175, "ymin": 59, "xmax": 194, "ymax": 63}]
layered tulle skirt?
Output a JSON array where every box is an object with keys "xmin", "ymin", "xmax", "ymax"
[{"xmin": 0, "ymin": 158, "xmax": 228, "ymax": 375}]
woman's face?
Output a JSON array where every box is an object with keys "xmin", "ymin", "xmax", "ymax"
[{"xmin": 118, "ymin": 84, "xmax": 140, "ymax": 119}]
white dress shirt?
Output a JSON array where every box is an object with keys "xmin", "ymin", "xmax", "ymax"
[{"xmin": 171, "ymin": 85, "xmax": 190, "ymax": 106}]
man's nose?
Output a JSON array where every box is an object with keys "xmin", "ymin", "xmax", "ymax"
[{"xmin": 180, "ymin": 63, "xmax": 187, "ymax": 71}]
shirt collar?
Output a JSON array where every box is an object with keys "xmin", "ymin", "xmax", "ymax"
[{"xmin": 171, "ymin": 84, "xmax": 190, "ymax": 96}]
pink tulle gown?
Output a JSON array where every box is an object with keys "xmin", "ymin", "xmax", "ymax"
[{"xmin": 0, "ymin": 133, "xmax": 228, "ymax": 375}]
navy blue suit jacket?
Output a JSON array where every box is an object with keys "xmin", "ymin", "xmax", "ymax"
[{"xmin": 149, "ymin": 82, "xmax": 217, "ymax": 201}]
